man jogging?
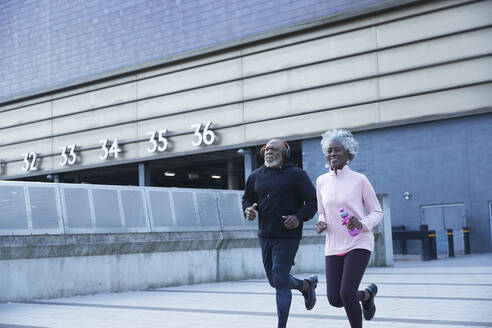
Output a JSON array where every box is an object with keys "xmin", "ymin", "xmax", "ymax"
[{"xmin": 242, "ymin": 139, "xmax": 318, "ymax": 328}]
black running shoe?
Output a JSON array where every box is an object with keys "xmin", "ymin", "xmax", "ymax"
[
  {"xmin": 362, "ymin": 283, "xmax": 377, "ymax": 320},
  {"xmin": 302, "ymin": 275, "xmax": 318, "ymax": 310}
]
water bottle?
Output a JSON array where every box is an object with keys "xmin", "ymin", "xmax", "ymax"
[{"xmin": 339, "ymin": 207, "xmax": 359, "ymax": 237}]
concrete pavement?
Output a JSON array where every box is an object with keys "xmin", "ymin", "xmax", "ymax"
[{"xmin": 1, "ymin": 253, "xmax": 491, "ymax": 328}]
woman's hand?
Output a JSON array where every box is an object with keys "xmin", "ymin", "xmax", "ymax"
[
  {"xmin": 316, "ymin": 221, "xmax": 327, "ymax": 234},
  {"xmin": 347, "ymin": 216, "xmax": 363, "ymax": 231}
]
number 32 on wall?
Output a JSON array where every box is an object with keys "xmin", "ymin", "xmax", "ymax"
[{"xmin": 22, "ymin": 152, "xmax": 39, "ymax": 171}]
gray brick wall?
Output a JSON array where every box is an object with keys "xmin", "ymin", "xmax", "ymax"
[
  {"xmin": 1, "ymin": 0, "xmax": 387, "ymax": 101},
  {"xmin": 302, "ymin": 114, "xmax": 492, "ymax": 253}
]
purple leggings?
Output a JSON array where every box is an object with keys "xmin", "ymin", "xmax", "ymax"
[{"xmin": 325, "ymin": 248, "xmax": 371, "ymax": 328}]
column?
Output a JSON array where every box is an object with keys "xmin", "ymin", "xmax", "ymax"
[
  {"xmin": 138, "ymin": 163, "xmax": 151, "ymax": 186},
  {"xmin": 243, "ymin": 148, "xmax": 257, "ymax": 183}
]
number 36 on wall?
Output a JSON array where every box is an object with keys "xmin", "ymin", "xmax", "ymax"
[{"xmin": 191, "ymin": 121, "xmax": 216, "ymax": 147}]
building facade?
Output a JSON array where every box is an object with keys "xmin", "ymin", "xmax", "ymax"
[{"xmin": 1, "ymin": 0, "xmax": 491, "ymax": 252}]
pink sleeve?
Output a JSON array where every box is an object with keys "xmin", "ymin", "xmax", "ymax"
[
  {"xmin": 360, "ymin": 176, "xmax": 383, "ymax": 230},
  {"xmin": 316, "ymin": 177, "xmax": 326, "ymax": 223}
]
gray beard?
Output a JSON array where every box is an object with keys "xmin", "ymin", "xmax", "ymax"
[{"xmin": 264, "ymin": 158, "xmax": 282, "ymax": 168}]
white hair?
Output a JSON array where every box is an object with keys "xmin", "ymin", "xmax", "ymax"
[{"xmin": 320, "ymin": 129, "xmax": 358, "ymax": 161}]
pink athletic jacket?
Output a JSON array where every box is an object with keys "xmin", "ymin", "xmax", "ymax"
[{"xmin": 316, "ymin": 165, "xmax": 383, "ymax": 256}]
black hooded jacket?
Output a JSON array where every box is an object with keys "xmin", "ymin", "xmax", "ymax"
[{"xmin": 242, "ymin": 161, "xmax": 317, "ymax": 240}]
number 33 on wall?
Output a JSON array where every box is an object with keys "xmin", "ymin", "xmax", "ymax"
[{"xmin": 59, "ymin": 145, "xmax": 77, "ymax": 166}]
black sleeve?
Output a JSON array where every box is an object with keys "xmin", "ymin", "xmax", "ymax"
[
  {"xmin": 295, "ymin": 170, "xmax": 317, "ymax": 222},
  {"xmin": 242, "ymin": 172, "xmax": 257, "ymax": 214}
]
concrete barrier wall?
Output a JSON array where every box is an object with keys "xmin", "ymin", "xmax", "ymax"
[
  {"xmin": 0, "ymin": 230, "xmax": 325, "ymax": 303},
  {"xmin": 0, "ymin": 228, "xmax": 392, "ymax": 303}
]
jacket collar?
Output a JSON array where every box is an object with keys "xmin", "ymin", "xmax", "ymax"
[{"xmin": 328, "ymin": 164, "xmax": 350, "ymax": 176}]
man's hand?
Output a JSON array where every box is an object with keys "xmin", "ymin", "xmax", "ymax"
[
  {"xmin": 316, "ymin": 221, "xmax": 327, "ymax": 234},
  {"xmin": 282, "ymin": 215, "xmax": 300, "ymax": 229},
  {"xmin": 244, "ymin": 203, "xmax": 258, "ymax": 221},
  {"xmin": 347, "ymin": 216, "xmax": 363, "ymax": 231}
]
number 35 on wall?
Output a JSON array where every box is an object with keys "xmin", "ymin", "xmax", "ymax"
[{"xmin": 146, "ymin": 129, "xmax": 168, "ymax": 153}]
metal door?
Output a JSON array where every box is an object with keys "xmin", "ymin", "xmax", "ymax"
[{"xmin": 421, "ymin": 204, "xmax": 465, "ymax": 255}]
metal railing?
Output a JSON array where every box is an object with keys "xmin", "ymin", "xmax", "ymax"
[{"xmin": 0, "ymin": 181, "xmax": 257, "ymax": 235}]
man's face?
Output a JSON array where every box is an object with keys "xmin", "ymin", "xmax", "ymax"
[{"xmin": 264, "ymin": 140, "xmax": 284, "ymax": 168}]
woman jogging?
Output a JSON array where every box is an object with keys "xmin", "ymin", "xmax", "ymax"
[{"xmin": 316, "ymin": 129, "xmax": 383, "ymax": 328}]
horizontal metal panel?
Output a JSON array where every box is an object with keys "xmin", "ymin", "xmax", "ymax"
[
  {"xmin": 0, "ymin": 102, "xmax": 51, "ymax": 128},
  {"xmin": 378, "ymin": 27, "xmax": 492, "ymax": 74},
  {"xmin": 52, "ymin": 82, "xmax": 137, "ymax": 117},
  {"xmin": 242, "ymin": 27, "xmax": 377, "ymax": 76},
  {"xmin": 244, "ymin": 103, "xmax": 381, "ymax": 142},
  {"xmin": 136, "ymin": 49, "xmax": 242, "ymax": 80},
  {"xmin": 0, "ymin": 95, "xmax": 52, "ymax": 113},
  {"xmin": 379, "ymin": 82, "xmax": 492, "ymax": 123},
  {"xmin": 379, "ymin": 56, "xmax": 492, "ymax": 99},
  {"xmin": 0, "ymin": 120, "xmax": 51, "ymax": 145},
  {"xmin": 377, "ymin": 0, "xmax": 492, "ymax": 48},
  {"xmin": 52, "ymin": 102, "xmax": 137, "ymax": 136},
  {"xmin": 136, "ymin": 81, "xmax": 242, "ymax": 120},
  {"xmin": 137, "ymin": 58, "xmax": 242, "ymax": 99},
  {"xmin": 54, "ymin": 76, "xmax": 137, "ymax": 99},
  {"xmin": 243, "ymin": 53, "xmax": 378, "ymax": 99},
  {"xmin": 244, "ymin": 79, "xmax": 379, "ymax": 122}
]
